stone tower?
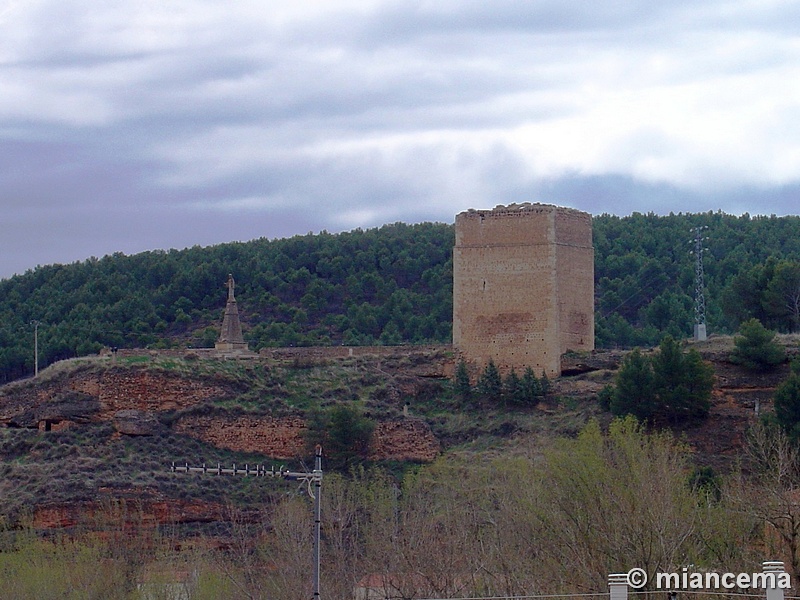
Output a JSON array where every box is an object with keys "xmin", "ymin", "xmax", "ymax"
[
  {"xmin": 215, "ymin": 274, "xmax": 248, "ymax": 352},
  {"xmin": 453, "ymin": 203, "xmax": 594, "ymax": 377}
]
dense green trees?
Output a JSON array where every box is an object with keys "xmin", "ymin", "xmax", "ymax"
[
  {"xmin": 3, "ymin": 211, "xmax": 800, "ymax": 382},
  {"xmin": 0, "ymin": 223, "xmax": 453, "ymax": 383},
  {"xmin": 722, "ymin": 258, "xmax": 800, "ymax": 333},
  {"xmin": 459, "ymin": 361, "xmax": 548, "ymax": 406},
  {"xmin": 764, "ymin": 261, "xmax": 800, "ymax": 332},
  {"xmin": 595, "ymin": 212, "xmax": 800, "ymax": 346},
  {"xmin": 610, "ymin": 336, "xmax": 714, "ymax": 424}
]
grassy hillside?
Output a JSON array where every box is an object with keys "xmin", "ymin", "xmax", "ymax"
[{"xmin": 0, "ymin": 348, "xmax": 607, "ymax": 526}]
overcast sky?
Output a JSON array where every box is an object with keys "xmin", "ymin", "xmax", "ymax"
[{"xmin": 2, "ymin": 1, "xmax": 800, "ymax": 279}]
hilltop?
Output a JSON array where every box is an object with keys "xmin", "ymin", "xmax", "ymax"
[{"xmin": 2, "ymin": 211, "xmax": 800, "ymax": 384}]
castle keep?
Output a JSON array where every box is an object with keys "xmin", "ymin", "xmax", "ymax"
[{"xmin": 453, "ymin": 203, "xmax": 594, "ymax": 377}]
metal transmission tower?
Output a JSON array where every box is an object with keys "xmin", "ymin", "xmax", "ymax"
[
  {"xmin": 31, "ymin": 320, "xmax": 40, "ymax": 377},
  {"xmin": 171, "ymin": 445, "xmax": 324, "ymax": 599},
  {"xmin": 691, "ymin": 226, "xmax": 709, "ymax": 341}
]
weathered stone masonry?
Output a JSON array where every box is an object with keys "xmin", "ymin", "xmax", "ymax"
[{"xmin": 453, "ymin": 203, "xmax": 594, "ymax": 377}]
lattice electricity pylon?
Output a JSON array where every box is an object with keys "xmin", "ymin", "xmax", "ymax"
[
  {"xmin": 690, "ymin": 226, "xmax": 709, "ymax": 341},
  {"xmin": 171, "ymin": 445, "xmax": 324, "ymax": 599}
]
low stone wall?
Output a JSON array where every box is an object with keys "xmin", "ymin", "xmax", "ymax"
[
  {"xmin": 112, "ymin": 345, "xmax": 451, "ymax": 363},
  {"xmin": 113, "ymin": 348, "xmax": 217, "ymax": 359},
  {"xmin": 260, "ymin": 344, "xmax": 450, "ymax": 361}
]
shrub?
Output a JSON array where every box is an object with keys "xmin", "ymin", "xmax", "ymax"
[{"xmin": 597, "ymin": 384, "xmax": 614, "ymax": 410}]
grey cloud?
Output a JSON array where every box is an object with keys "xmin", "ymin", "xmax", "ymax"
[
  {"xmin": 535, "ymin": 174, "xmax": 800, "ymax": 219},
  {"xmin": 2, "ymin": 0, "xmax": 800, "ymax": 279}
]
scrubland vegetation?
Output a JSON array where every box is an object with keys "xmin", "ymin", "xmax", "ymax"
[{"xmin": 2, "ymin": 417, "xmax": 799, "ymax": 599}]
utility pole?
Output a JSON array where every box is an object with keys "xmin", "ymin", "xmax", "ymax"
[
  {"xmin": 31, "ymin": 320, "xmax": 40, "ymax": 377},
  {"xmin": 690, "ymin": 226, "xmax": 709, "ymax": 341},
  {"xmin": 171, "ymin": 444, "xmax": 324, "ymax": 599}
]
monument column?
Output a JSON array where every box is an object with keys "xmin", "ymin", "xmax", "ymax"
[{"xmin": 215, "ymin": 274, "xmax": 249, "ymax": 352}]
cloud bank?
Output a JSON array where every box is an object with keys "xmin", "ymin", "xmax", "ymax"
[{"xmin": 2, "ymin": 0, "xmax": 799, "ymax": 277}]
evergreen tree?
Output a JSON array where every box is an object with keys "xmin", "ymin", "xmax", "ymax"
[
  {"xmin": 503, "ymin": 368, "xmax": 521, "ymax": 405},
  {"xmin": 597, "ymin": 384, "xmax": 614, "ymax": 410},
  {"xmin": 476, "ymin": 360, "xmax": 502, "ymax": 401},
  {"xmin": 520, "ymin": 367, "xmax": 542, "ymax": 405},
  {"xmin": 303, "ymin": 406, "xmax": 329, "ymax": 453},
  {"xmin": 610, "ymin": 348, "xmax": 655, "ymax": 420},
  {"xmin": 720, "ymin": 261, "xmax": 776, "ymax": 330},
  {"xmin": 539, "ymin": 370, "xmax": 551, "ymax": 396},
  {"xmin": 729, "ymin": 318, "xmax": 786, "ymax": 371},
  {"xmin": 454, "ymin": 360, "xmax": 472, "ymax": 401},
  {"xmin": 651, "ymin": 335, "xmax": 713, "ymax": 423},
  {"xmin": 763, "ymin": 261, "xmax": 800, "ymax": 332},
  {"xmin": 304, "ymin": 405, "xmax": 375, "ymax": 471},
  {"xmin": 774, "ymin": 360, "xmax": 800, "ymax": 440}
]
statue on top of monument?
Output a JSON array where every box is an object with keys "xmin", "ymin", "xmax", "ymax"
[{"xmin": 226, "ymin": 273, "xmax": 236, "ymax": 302}]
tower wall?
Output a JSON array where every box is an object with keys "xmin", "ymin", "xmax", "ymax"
[
  {"xmin": 554, "ymin": 208, "xmax": 595, "ymax": 357},
  {"xmin": 453, "ymin": 203, "xmax": 593, "ymax": 377}
]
